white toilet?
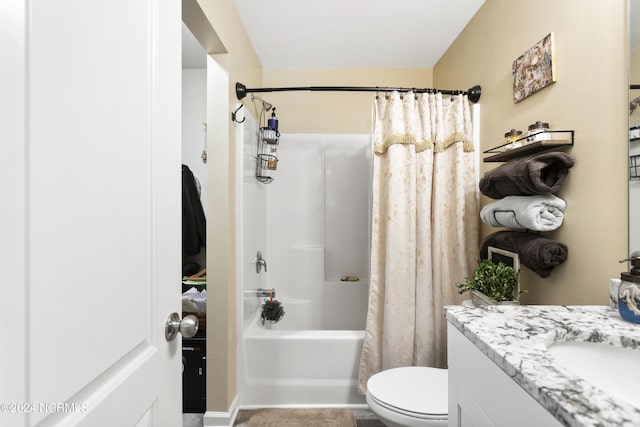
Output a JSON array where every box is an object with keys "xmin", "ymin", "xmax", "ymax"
[{"xmin": 366, "ymin": 366, "xmax": 448, "ymax": 427}]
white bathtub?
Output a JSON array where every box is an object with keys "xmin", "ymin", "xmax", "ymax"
[{"xmin": 240, "ymin": 298, "xmax": 366, "ymax": 407}]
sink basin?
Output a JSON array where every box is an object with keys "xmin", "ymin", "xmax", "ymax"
[{"xmin": 547, "ymin": 340, "xmax": 640, "ymax": 408}]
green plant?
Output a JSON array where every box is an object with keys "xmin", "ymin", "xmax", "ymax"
[{"xmin": 457, "ymin": 259, "xmax": 522, "ymax": 302}]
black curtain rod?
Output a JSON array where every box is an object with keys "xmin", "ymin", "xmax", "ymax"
[
  {"xmin": 632, "ymin": 84, "xmax": 640, "ymax": 90},
  {"xmin": 236, "ymin": 82, "xmax": 482, "ymax": 104}
]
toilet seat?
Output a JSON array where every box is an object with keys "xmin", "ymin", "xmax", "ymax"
[
  {"xmin": 367, "ymin": 392, "xmax": 446, "ymax": 420},
  {"xmin": 366, "ymin": 366, "xmax": 447, "ymax": 421}
]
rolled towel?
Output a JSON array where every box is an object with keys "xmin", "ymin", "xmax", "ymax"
[
  {"xmin": 480, "ymin": 194, "xmax": 566, "ymax": 231},
  {"xmin": 481, "ymin": 231, "xmax": 568, "ymax": 278},
  {"xmin": 480, "ymin": 151, "xmax": 575, "ymax": 199}
]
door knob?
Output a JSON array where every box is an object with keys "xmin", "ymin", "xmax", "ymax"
[{"xmin": 165, "ymin": 312, "xmax": 199, "ymax": 341}]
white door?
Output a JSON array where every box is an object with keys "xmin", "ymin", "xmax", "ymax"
[{"xmin": 1, "ymin": 1, "xmax": 183, "ymax": 426}]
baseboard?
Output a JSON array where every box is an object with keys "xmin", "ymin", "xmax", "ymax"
[{"xmin": 203, "ymin": 396, "xmax": 238, "ymax": 427}]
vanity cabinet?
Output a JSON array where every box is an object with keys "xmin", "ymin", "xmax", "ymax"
[{"xmin": 447, "ymin": 324, "xmax": 562, "ymax": 427}]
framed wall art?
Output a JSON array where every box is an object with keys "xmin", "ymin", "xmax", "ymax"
[{"xmin": 512, "ymin": 32, "xmax": 556, "ymax": 103}]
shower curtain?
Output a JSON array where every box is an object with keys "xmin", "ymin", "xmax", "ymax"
[{"xmin": 358, "ymin": 91, "xmax": 478, "ymax": 393}]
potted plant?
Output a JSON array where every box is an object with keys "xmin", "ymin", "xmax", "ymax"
[{"xmin": 457, "ymin": 259, "xmax": 523, "ymax": 305}]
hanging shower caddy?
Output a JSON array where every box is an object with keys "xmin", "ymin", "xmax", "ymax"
[
  {"xmin": 255, "ymin": 108, "xmax": 280, "ymax": 183},
  {"xmin": 255, "ymin": 127, "xmax": 279, "ymax": 183}
]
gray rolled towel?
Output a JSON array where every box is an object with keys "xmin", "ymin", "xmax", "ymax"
[
  {"xmin": 480, "ymin": 151, "xmax": 575, "ymax": 199},
  {"xmin": 480, "ymin": 231, "xmax": 568, "ymax": 278}
]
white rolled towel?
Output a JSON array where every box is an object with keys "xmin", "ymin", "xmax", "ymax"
[{"xmin": 480, "ymin": 194, "xmax": 566, "ymax": 231}]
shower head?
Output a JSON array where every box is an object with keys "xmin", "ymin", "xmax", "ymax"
[{"xmin": 251, "ymin": 95, "xmax": 273, "ymax": 112}]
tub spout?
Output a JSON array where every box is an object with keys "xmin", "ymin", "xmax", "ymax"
[{"xmin": 256, "ymin": 288, "xmax": 276, "ymax": 298}]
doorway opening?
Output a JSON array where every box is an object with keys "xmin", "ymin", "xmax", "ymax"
[{"xmin": 181, "ymin": 20, "xmax": 208, "ymax": 420}]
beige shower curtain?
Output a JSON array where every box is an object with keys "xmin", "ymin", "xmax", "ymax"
[{"xmin": 358, "ymin": 91, "xmax": 479, "ymax": 393}]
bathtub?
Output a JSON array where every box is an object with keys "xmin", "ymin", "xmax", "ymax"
[
  {"xmin": 236, "ymin": 133, "xmax": 372, "ymax": 407},
  {"xmin": 240, "ymin": 298, "xmax": 366, "ymax": 407}
]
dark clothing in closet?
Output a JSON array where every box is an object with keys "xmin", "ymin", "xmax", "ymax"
[{"xmin": 182, "ymin": 164, "xmax": 206, "ymax": 256}]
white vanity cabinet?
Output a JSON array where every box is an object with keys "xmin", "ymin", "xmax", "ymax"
[{"xmin": 447, "ymin": 324, "xmax": 562, "ymax": 427}]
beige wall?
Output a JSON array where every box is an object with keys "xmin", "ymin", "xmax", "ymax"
[
  {"xmin": 191, "ymin": 0, "xmax": 262, "ymax": 412},
  {"xmin": 434, "ymin": 0, "xmax": 629, "ymax": 304},
  {"xmin": 262, "ymin": 68, "xmax": 433, "ymax": 133},
  {"xmin": 633, "ymin": 48, "xmax": 640, "ymax": 80}
]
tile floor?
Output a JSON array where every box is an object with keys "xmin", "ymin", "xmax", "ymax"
[
  {"xmin": 182, "ymin": 414, "xmax": 204, "ymax": 427},
  {"xmin": 182, "ymin": 413, "xmax": 204, "ymax": 427}
]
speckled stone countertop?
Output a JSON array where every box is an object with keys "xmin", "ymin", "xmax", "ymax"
[{"xmin": 445, "ymin": 305, "xmax": 640, "ymax": 427}]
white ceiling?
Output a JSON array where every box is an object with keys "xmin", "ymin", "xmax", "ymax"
[
  {"xmin": 233, "ymin": 0, "xmax": 485, "ymax": 68},
  {"xmin": 185, "ymin": 1, "xmax": 638, "ymax": 69}
]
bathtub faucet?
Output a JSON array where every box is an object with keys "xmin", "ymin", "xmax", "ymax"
[
  {"xmin": 256, "ymin": 288, "xmax": 276, "ymax": 298},
  {"xmin": 256, "ymin": 251, "xmax": 267, "ymax": 273}
]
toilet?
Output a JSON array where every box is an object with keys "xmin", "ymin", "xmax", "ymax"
[{"xmin": 366, "ymin": 366, "xmax": 448, "ymax": 427}]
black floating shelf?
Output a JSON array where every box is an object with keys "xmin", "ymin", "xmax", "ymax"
[
  {"xmin": 631, "ymin": 154, "xmax": 640, "ymax": 181},
  {"xmin": 483, "ymin": 130, "xmax": 574, "ymax": 163}
]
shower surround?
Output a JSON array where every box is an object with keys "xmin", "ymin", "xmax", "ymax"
[{"xmin": 236, "ymin": 114, "xmax": 372, "ymax": 407}]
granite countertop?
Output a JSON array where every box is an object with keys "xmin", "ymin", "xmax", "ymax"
[{"xmin": 445, "ymin": 305, "xmax": 640, "ymax": 427}]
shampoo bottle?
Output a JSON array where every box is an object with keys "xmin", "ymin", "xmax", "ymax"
[{"xmin": 268, "ymin": 108, "xmax": 278, "ymax": 132}]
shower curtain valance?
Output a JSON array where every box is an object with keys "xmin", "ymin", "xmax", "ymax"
[
  {"xmin": 372, "ymin": 91, "xmax": 474, "ymax": 155},
  {"xmin": 373, "ymin": 132, "xmax": 474, "ymax": 155}
]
